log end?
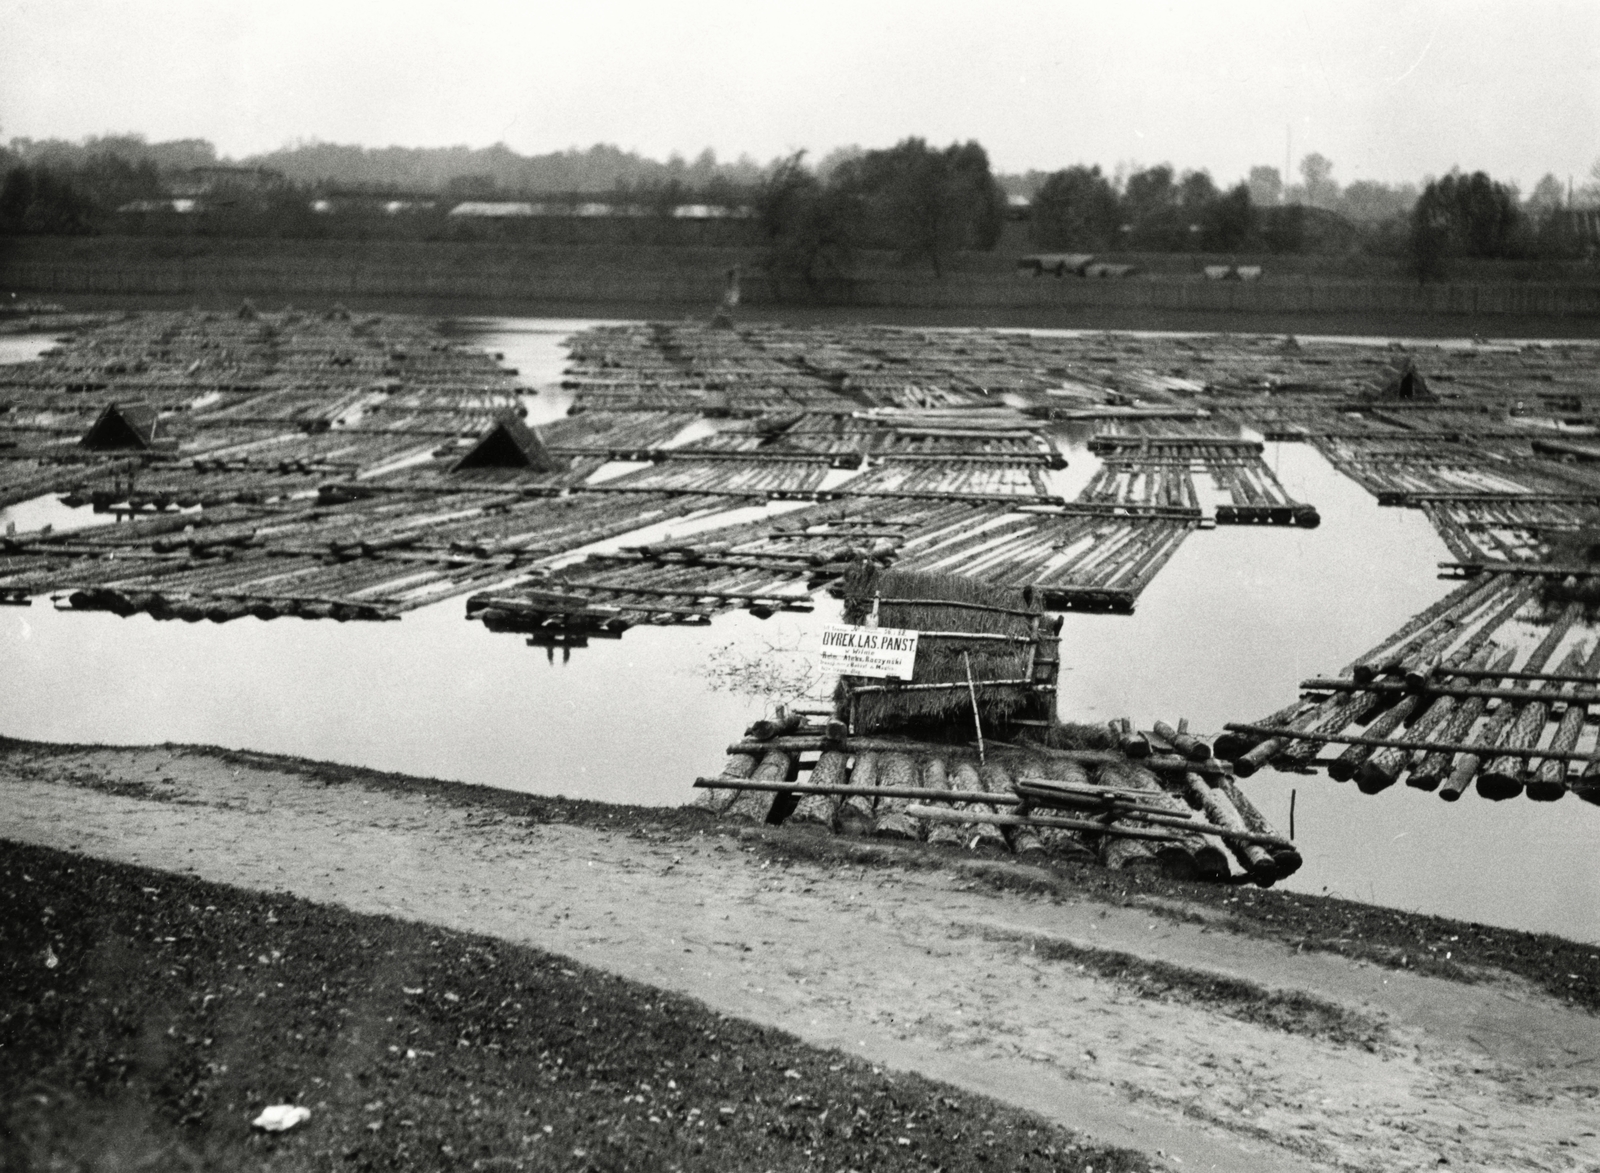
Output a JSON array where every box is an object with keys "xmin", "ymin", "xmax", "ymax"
[
  {"xmin": 1356, "ymin": 762, "xmax": 1400, "ymax": 794},
  {"xmin": 1474, "ymin": 773, "xmax": 1524, "ymax": 802},
  {"xmin": 1327, "ymin": 758, "xmax": 1358, "ymax": 783},
  {"xmin": 1523, "ymin": 780, "xmax": 1567, "ymax": 802}
]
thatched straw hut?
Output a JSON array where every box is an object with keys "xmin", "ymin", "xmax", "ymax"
[
  {"xmin": 835, "ymin": 564, "xmax": 1059, "ymax": 737},
  {"xmin": 81, "ymin": 402, "xmax": 159, "ymax": 450},
  {"xmin": 452, "ymin": 413, "xmax": 568, "ymax": 474},
  {"xmin": 1367, "ymin": 356, "xmax": 1435, "ymax": 401}
]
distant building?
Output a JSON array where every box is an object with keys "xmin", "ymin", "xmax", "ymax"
[
  {"xmin": 449, "ymin": 201, "xmax": 538, "ymax": 217},
  {"xmin": 115, "ymin": 198, "xmax": 197, "ymax": 214}
]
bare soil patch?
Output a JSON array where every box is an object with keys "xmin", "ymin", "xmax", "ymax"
[
  {"xmin": 1, "ymin": 842, "xmax": 1143, "ymax": 1173},
  {"xmin": 4, "ymin": 738, "xmax": 1599, "ymax": 1172}
]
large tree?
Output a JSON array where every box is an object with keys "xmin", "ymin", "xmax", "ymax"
[
  {"xmin": 1119, "ymin": 165, "xmax": 1184, "ymax": 250},
  {"xmin": 1409, "ymin": 170, "xmax": 1524, "ymax": 280},
  {"xmin": 833, "ymin": 138, "xmax": 1004, "ymax": 276},
  {"xmin": 1029, "ymin": 165, "xmax": 1118, "ymax": 251},
  {"xmin": 754, "ymin": 152, "xmax": 856, "ymax": 296}
]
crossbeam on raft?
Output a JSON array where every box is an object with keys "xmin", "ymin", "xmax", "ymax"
[
  {"xmin": 1439, "ymin": 560, "xmax": 1600, "ymax": 579},
  {"xmin": 906, "ymin": 806, "xmax": 1187, "ymax": 844},
  {"xmin": 691, "ymin": 779, "xmax": 1290, "ymax": 847},
  {"xmin": 722, "ymin": 737, "xmax": 1232, "ymax": 777},
  {"xmin": 1222, "ymin": 721, "xmax": 1600, "ymax": 764},
  {"xmin": 1385, "ymin": 491, "xmax": 1600, "ymax": 505},
  {"xmin": 562, "ymin": 582, "xmax": 816, "ymax": 606},
  {"xmin": 844, "ymin": 678, "xmax": 1053, "ymax": 695},
  {"xmin": 1299, "ymin": 676, "xmax": 1600, "ymax": 705},
  {"xmin": 1433, "ymin": 665, "xmax": 1600, "ymax": 687}
]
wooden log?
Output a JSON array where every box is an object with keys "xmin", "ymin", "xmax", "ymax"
[
  {"xmin": 724, "ymin": 750, "xmax": 795, "ymax": 823},
  {"xmin": 1480, "ymin": 644, "xmax": 1587, "ymax": 800},
  {"xmin": 1115, "ymin": 722, "xmax": 1152, "ymax": 759},
  {"xmin": 906, "ymin": 806, "xmax": 1196, "ymax": 842},
  {"xmin": 788, "ymin": 750, "xmax": 847, "ymax": 830},
  {"xmin": 1360, "ymin": 682, "xmax": 1460, "ymax": 793},
  {"xmin": 920, "ymin": 756, "xmax": 967, "ymax": 846},
  {"xmin": 1572, "ymin": 756, "xmax": 1600, "ymax": 807},
  {"xmin": 1218, "ymin": 775, "xmax": 1300, "ymax": 880},
  {"xmin": 1529, "ymin": 639, "xmax": 1600, "ymax": 801},
  {"xmin": 872, "ymin": 753, "xmax": 923, "ymax": 841},
  {"xmin": 1234, "ymin": 692, "xmax": 1350, "ymax": 776},
  {"xmin": 1409, "ymin": 645, "xmax": 1518, "ymax": 793},
  {"xmin": 726, "ymin": 737, "xmax": 1231, "ymax": 777},
  {"xmin": 1215, "ymin": 698, "xmax": 1312, "ymax": 760},
  {"xmin": 1337, "ymin": 692, "xmax": 1420, "ymax": 786},
  {"xmin": 745, "ymin": 710, "xmax": 804, "ymax": 742},
  {"xmin": 1153, "ymin": 719, "xmax": 1211, "ymax": 762},
  {"xmin": 1100, "ymin": 762, "xmax": 1229, "ymax": 881},
  {"xmin": 1299, "ymin": 678, "xmax": 1600, "ymax": 706},
  {"xmin": 1004, "ymin": 755, "xmax": 1081, "ymax": 857},
  {"xmin": 1345, "ymin": 574, "xmax": 1504, "ymax": 683},
  {"xmin": 1098, "ymin": 814, "xmax": 1163, "ymax": 873},
  {"xmin": 1274, "ymin": 688, "xmax": 1383, "ymax": 772},
  {"xmin": 1010, "ymin": 756, "xmax": 1094, "ymax": 862},
  {"xmin": 977, "ymin": 762, "xmax": 1021, "ymax": 854},
  {"xmin": 1183, "ymin": 772, "xmax": 1271, "ymax": 882},
  {"xmin": 1447, "ymin": 609, "xmax": 1578, "ymax": 800},
  {"xmin": 1383, "ymin": 641, "xmax": 1500, "ymax": 790},
  {"xmin": 949, "ymin": 760, "xmax": 1009, "ymax": 850},
  {"xmin": 690, "ymin": 752, "xmax": 758, "ymax": 815},
  {"xmin": 837, "ymin": 751, "xmax": 879, "ymax": 836}
]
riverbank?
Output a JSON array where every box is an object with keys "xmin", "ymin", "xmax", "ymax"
[
  {"xmin": 3, "ymin": 737, "xmax": 1597, "ymax": 1171},
  {"xmin": 6, "ymin": 236, "xmax": 1600, "ymax": 338}
]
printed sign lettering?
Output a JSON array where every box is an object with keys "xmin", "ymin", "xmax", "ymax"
[{"xmin": 817, "ymin": 623, "xmax": 920, "ymax": 679}]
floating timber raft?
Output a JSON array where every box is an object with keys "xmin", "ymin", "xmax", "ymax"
[
  {"xmin": 15, "ymin": 312, "xmax": 1600, "ymax": 639},
  {"xmin": 1222, "ymin": 571, "xmax": 1600, "ymax": 803},
  {"xmin": 691, "ymin": 570, "xmax": 1296, "ymax": 885}
]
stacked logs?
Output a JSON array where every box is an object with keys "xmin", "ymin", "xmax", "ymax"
[
  {"xmin": 1221, "ymin": 571, "xmax": 1600, "ymax": 802},
  {"xmin": 692, "ymin": 713, "xmax": 1298, "ymax": 887}
]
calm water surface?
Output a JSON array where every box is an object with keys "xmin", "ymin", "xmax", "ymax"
[{"xmin": 1, "ymin": 317, "xmax": 1596, "ymax": 943}]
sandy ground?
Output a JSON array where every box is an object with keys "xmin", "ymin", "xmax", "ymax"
[{"xmin": 4, "ymin": 744, "xmax": 1598, "ymax": 1173}]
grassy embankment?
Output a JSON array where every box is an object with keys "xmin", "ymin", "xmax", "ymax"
[
  {"xmin": 0, "ymin": 840, "xmax": 1149, "ymax": 1173},
  {"xmin": 11, "ymin": 737, "xmax": 1599, "ymax": 1018},
  {"xmin": 5, "ymin": 236, "xmax": 1600, "ymax": 337}
]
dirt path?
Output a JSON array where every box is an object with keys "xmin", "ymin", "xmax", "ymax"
[{"xmin": 4, "ymin": 744, "xmax": 1598, "ymax": 1172}]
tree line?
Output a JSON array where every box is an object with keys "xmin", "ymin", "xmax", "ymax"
[{"xmin": 3, "ymin": 132, "xmax": 1598, "ymax": 286}]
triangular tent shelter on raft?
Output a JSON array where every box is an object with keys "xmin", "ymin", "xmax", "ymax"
[
  {"xmin": 451, "ymin": 414, "xmax": 567, "ymax": 473},
  {"xmin": 1368, "ymin": 357, "xmax": 1436, "ymax": 401},
  {"xmin": 80, "ymin": 402, "xmax": 159, "ymax": 450}
]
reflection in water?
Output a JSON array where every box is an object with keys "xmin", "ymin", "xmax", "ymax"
[
  {"xmin": 0, "ymin": 594, "xmax": 833, "ymax": 807},
  {"xmin": 0, "ymin": 334, "xmax": 63, "ymax": 366},
  {"xmin": 0, "ymin": 318, "xmax": 1596, "ymax": 942}
]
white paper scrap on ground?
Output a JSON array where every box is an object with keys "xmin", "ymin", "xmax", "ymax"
[
  {"xmin": 818, "ymin": 623, "xmax": 919, "ymax": 680},
  {"xmin": 252, "ymin": 1105, "xmax": 312, "ymax": 1131}
]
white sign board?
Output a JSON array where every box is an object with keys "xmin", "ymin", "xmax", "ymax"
[{"xmin": 818, "ymin": 624, "xmax": 920, "ymax": 680}]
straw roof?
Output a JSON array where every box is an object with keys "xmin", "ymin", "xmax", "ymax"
[
  {"xmin": 836, "ymin": 563, "xmax": 1053, "ymax": 735},
  {"xmin": 81, "ymin": 402, "xmax": 159, "ymax": 450},
  {"xmin": 452, "ymin": 413, "xmax": 568, "ymax": 474}
]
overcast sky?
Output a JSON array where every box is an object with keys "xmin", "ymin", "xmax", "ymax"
[{"xmin": 2, "ymin": 0, "xmax": 1596, "ymax": 189}]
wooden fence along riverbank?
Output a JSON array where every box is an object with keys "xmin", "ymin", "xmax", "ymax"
[{"xmin": 693, "ymin": 570, "xmax": 1301, "ymax": 886}]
